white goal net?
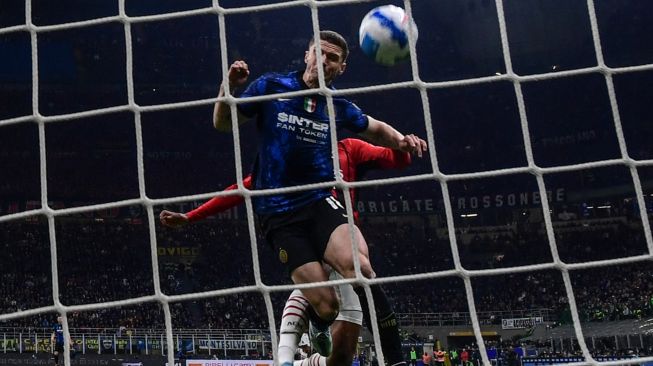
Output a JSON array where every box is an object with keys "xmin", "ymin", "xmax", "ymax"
[{"xmin": 1, "ymin": 1, "xmax": 652, "ymax": 366}]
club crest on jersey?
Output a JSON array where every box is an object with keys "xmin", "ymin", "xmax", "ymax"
[
  {"xmin": 279, "ymin": 249, "xmax": 288, "ymax": 263},
  {"xmin": 303, "ymin": 97, "xmax": 317, "ymax": 113}
]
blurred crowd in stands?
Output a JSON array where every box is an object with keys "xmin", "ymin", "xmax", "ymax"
[{"xmin": 1, "ymin": 203, "xmax": 652, "ymax": 331}]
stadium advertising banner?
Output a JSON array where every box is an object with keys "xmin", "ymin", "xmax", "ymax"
[
  {"xmin": 501, "ymin": 317, "xmax": 543, "ymax": 329},
  {"xmin": 186, "ymin": 360, "xmax": 274, "ymax": 366},
  {"xmin": 0, "ymin": 337, "xmax": 134, "ymax": 353},
  {"xmin": 356, "ymin": 188, "xmax": 566, "ymax": 215},
  {"xmin": 197, "ymin": 340, "xmax": 258, "ymax": 350},
  {"xmin": 522, "ymin": 356, "xmax": 642, "ymax": 366}
]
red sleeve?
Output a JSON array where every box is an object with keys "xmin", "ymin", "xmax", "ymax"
[
  {"xmin": 346, "ymin": 138, "xmax": 411, "ymax": 169},
  {"xmin": 185, "ymin": 175, "xmax": 252, "ymax": 222}
]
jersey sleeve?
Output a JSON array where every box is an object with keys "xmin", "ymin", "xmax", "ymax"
[
  {"xmin": 185, "ymin": 175, "xmax": 253, "ymax": 222},
  {"xmin": 346, "ymin": 138, "xmax": 411, "ymax": 169},
  {"xmin": 237, "ymin": 75, "xmax": 269, "ymax": 118},
  {"xmin": 338, "ymin": 100, "xmax": 369, "ymax": 133}
]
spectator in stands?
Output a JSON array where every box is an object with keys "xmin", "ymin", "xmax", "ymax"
[
  {"xmin": 409, "ymin": 347, "xmax": 417, "ymax": 366},
  {"xmin": 422, "ymin": 351, "xmax": 432, "ymax": 366},
  {"xmin": 434, "ymin": 349, "xmax": 445, "ymax": 366},
  {"xmin": 460, "ymin": 349, "xmax": 469, "ymax": 366},
  {"xmin": 449, "ymin": 348, "xmax": 458, "ymax": 366}
]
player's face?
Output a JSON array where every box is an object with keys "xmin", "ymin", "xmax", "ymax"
[{"xmin": 304, "ymin": 40, "xmax": 346, "ymax": 86}]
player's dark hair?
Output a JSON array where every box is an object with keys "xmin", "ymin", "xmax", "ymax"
[{"xmin": 309, "ymin": 30, "xmax": 349, "ymax": 61}]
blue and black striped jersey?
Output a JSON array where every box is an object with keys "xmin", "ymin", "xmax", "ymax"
[{"xmin": 238, "ymin": 71, "xmax": 368, "ymax": 214}]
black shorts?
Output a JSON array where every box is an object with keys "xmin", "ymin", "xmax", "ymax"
[
  {"xmin": 54, "ymin": 342, "xmax": 64, "ymax": 353},
  {"xmin": 259, "ymin": 196, "xmax": 349, "ymax": 273}
]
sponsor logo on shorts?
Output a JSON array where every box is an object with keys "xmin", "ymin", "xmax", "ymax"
[{"xmin": 279, "ymin": 249, "xmax": 288, "ymax": 264}]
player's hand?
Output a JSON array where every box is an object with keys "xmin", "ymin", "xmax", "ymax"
[
  {"xmin": 159, "ymin": 210, "xmax": 189, "ymax": 228},
  {"xmin": 398, "ymin": 134, "xmax": 427, "ymax": 158},
  {"xmin": 227, "ymin": 60, "xmax": 249, "ymax": 88}
]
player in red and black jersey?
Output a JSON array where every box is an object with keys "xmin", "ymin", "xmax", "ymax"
[
  {"xmin": 160, "ymin": 138, "xmax": 413, "ymax": 366},
  {"xmin": 160, "ymin": 138, "xmax": 410, "ymax": 225}
]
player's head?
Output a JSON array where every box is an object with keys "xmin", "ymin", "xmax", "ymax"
[
  {"xmin": 57, "ymin": 316, "xmax": 63, "ymax": 324},
  {"xmin": 304, "ymin": 30, "xmax": 348, "ymax": 86}
]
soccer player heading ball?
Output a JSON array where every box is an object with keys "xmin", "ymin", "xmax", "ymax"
[{"xmin": 213, "ymin": 30, "xmax": 427, "ymax": 366}]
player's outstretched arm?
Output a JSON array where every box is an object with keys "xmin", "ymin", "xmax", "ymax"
[
  {"xmin": 343, "ymin": 138, "xmax": 412, "ymax": 170},
  {"xmin": 359, "ymin": 116, "xmax": 427, "ymax": 157},
  {"xmin": 213, "ymin": 60, "xmax": 250, "ymax": 131},
  {"xmin": 159, "ymin": 175, "xmax": 253, "ymax": 227}
]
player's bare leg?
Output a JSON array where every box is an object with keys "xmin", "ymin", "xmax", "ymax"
[
  {"xmin": 294, "ymin": 231, "xmax": 371, "ymax": 366},
  {"xmin": 325, "ymin": 224, "xmax": 406, "ymax": 366},
  {"xmin": 330, "ymin": 320, "xmax": 361, "ymax": 364},
  {"xmin": 323, "ymin": 223, "xmax": 375, "ymax": 280},
  {"xmin": 290, "ymin": 262, "xmax": 340, "ymax": 320},
  {"xmin": 291, "ymin": 261, "xmax": 340, "ymax": 356}
]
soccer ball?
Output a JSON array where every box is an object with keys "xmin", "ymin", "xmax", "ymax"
[{"xmin": 358, "ymin": 5, "xmax": 418, "ymax": 66}]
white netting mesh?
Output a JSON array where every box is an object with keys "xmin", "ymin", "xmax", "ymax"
[{"xmin": 0, "ymin": 1, "xmax": 652, "ymax": 366}]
